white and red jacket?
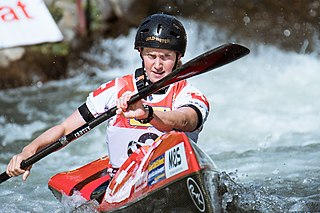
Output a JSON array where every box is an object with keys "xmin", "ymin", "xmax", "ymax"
[{"xmin": 82, "ymin": 72, "xmax": 210, "ymax": 168}]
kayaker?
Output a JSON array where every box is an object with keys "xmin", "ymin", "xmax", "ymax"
[{"xmin": 6, "ymin": 13, "xmax": 210, "ymax": 181}]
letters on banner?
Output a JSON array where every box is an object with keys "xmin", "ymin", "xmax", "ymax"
[{"xmin": 0, "ymin": 0, "xmax": 63, "ymax": 49}]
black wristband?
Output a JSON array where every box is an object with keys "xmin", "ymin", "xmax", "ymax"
[{"xmin": 137, "ymin": 105, "xmax": 154, "ymax": 124}]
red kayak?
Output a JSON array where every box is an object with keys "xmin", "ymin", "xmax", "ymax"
[{"xmin": 48, "ymin": 131, "xmax": 222, "ymax": 212}]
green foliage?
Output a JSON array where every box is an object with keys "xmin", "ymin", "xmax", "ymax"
[
  {"xmin": 88, "ymin": 1, "xmax": 104, "ymax": 31},
  {"xmin": 47, "ymin": 5, "xmax": 63, "ymax": 23},
  {"xmin": 51, "ymin": 42, "xmax": 70, "ymax": 56},
  {"xmin": 30, "ymin": 42, "xmax": 70, "ymax": 57}
]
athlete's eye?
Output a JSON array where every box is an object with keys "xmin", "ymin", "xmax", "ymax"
[
  {"xmin": 161, "ymin": 54, "xmax": 174, "ymax": 61},
  {"xmin": 143, "ymin": 53, "xmax": 175, "ymax": 61},
  {"xmin": 144, "ymin": 53, "xmax": 156, "ymax": 60}
]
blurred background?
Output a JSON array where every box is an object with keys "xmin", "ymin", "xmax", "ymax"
[{"xmin": 1, "ymin": 0, "xmax": 319, "ymax": 89}]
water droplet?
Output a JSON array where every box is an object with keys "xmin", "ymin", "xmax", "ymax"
[
  {"xmin": 294, "ymin": 23, "xmax": 301, "ymax": 30},
  {"xmin": 283, "ymin": 29, "xmax": 291, "ymax": 37},
  {"xmin": 36, "ymin": 81, "xmax": 43, "ymax": 88},
  {"xmin": 309, "ymin": 9, "xmax": 317, "ymax": 17},
  {"xmin": 243, "ymin": 16, "xmax": 250, "ymax": 25}
]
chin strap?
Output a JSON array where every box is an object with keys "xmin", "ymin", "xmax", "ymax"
[{"xmin": 135, "ymin": 67, "xmax": 147, "ymax": 92}]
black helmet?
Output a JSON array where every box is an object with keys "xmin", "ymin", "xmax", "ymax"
[{"xmin": 134, "ymin": 14, "xmax": 187, "ymax": 56}]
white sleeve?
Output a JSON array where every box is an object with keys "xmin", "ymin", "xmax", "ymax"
[
  {"xmin": 86, "ymin": 81, "xmax": 117, "ymax": 117},
  {"xmin": 174, "ymin": 84, "xmax": 210, "ymax": 129}
]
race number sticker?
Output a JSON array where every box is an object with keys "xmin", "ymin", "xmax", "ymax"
[{"xmin": 165, "ymin": 142, "xmax": 188, "ymax": 178}]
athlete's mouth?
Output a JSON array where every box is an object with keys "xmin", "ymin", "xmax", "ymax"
[{"xmin": 152, "ymin": 71, "xmax": 165, "ymax": 75}]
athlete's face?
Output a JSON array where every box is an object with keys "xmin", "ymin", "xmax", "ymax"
[{"xmin": 142, "ymin": 48, "xmax": 179, "ymax": 83}]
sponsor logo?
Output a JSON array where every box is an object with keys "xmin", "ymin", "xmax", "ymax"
[
  {"xmin": 148, "ymin": 154, "xmax": 166, "ymax": 186},
  {"xmin": 74, "ymin": 126, "xmax": 91, "ymax": 138},
  {"xmin": 165, "ymin": 142, "xmax": 188, "ymax": 178},
  {"xmin": 149, "ymin": 155, "xmax": 164, "ymax": 172},
  {"xmin": 187, "ymin": 177, "xmax": 205, "ymax": 212},
  {"xmin": 146, "ymin": 36, "xmax": 170, "ymax": 44}
]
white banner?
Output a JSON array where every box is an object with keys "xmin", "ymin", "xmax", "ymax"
[{"xmin": 0, "ymin": 0, "xmax": 63, "ymax": 49}]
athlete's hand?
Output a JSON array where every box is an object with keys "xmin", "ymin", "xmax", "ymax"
[
  {"xmin": 116, "ymin": 91, "xmax": 148, "ymax": 119},
  {"xmin": 6, "ymin": 151, "xmax": 33, "ymax": 181}
]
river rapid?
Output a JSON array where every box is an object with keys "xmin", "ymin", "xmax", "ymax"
[{"xmin": 0, "ymin": 19, "xmax": 319, "ymax": 212}]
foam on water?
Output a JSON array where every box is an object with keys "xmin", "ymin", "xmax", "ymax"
[{"xmin": 196, "ymin": 44, "xmax": 320, "ymax": 153}]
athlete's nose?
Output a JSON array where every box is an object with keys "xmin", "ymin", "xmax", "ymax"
[{"xmin": 154, "ymin": 57, "xmax": 163, "ymax": 70}]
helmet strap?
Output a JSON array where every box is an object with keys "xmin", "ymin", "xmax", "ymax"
[
  {"xmin": 172, "ymin": 54, "xmax": 180, "ymax": 71},
  {"xmin": 134, "ymin": 67, "xmax": 147, "ymax": 92}
]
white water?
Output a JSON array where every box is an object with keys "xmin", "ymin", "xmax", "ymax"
[{"xmin": 0, "ymin": 19, "xmax": 320, "ymax": 212}]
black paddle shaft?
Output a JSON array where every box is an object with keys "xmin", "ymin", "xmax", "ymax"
[{"xmin": 0, "ymin": 43, "xmax": 250, "ymax": 184}]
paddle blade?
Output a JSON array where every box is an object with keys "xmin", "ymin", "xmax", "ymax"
[{"xmin": 162, "ymin": 43, "xmax": 250, "ymax": 86}]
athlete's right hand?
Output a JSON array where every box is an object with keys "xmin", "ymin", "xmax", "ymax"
[
  {"xmin": 116, "ymin": 91, "xmax": 147, "ymax": 120},
  {"xmin": 6, "ymin": 151, "xmax": 33, "ymax": 181}
]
